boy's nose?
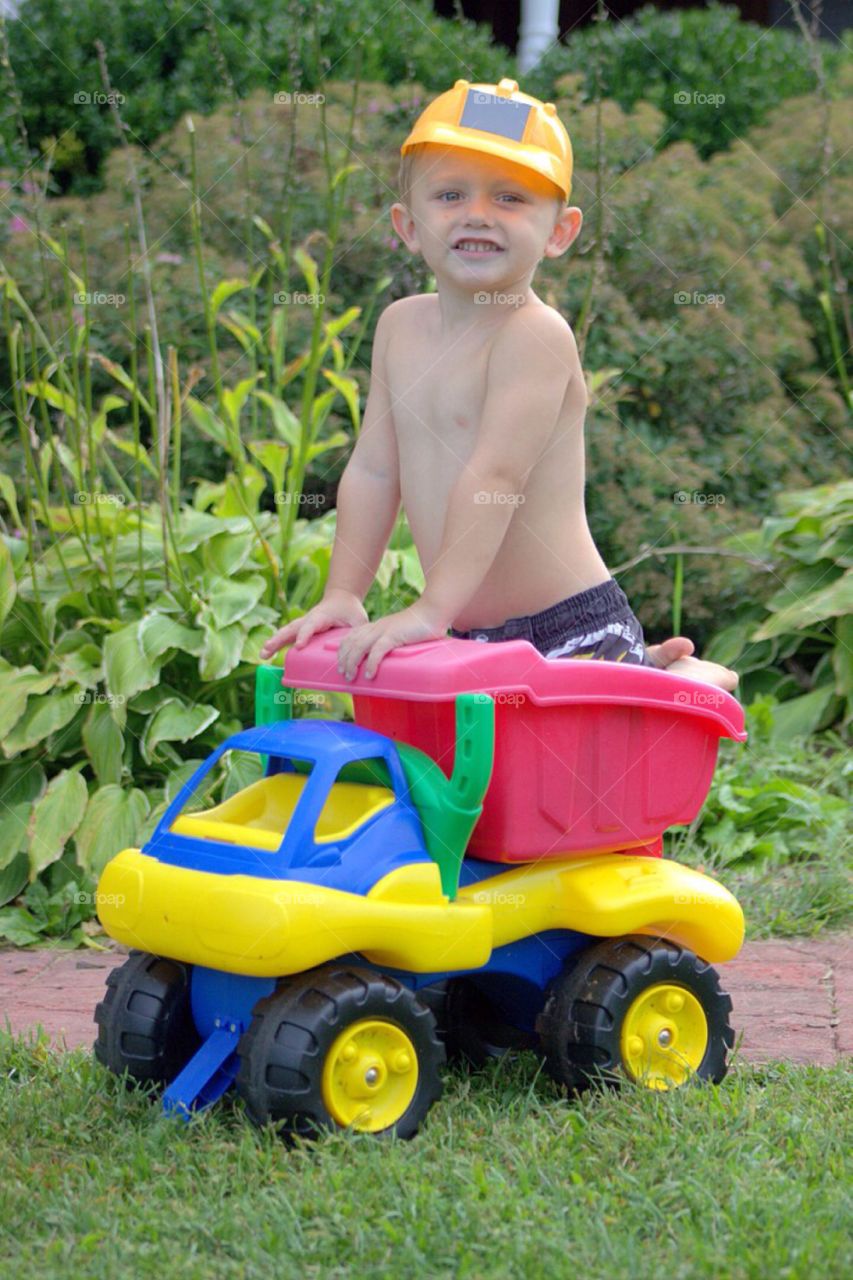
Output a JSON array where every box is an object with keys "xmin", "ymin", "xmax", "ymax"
[{"xmin": 465, "ymin": 204, "xmax": 492, "ymax": 226}]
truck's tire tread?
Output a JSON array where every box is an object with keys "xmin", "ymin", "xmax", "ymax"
[
  {"xmin": 236, "ymin": 964, "xmax": 444, "ymax": 1139},
  {"xmin": 94, "ymin": 949, "xmax": 200, "ymax": 1086}
]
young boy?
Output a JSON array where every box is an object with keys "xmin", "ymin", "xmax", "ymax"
[{"xmin": 261, "ymin": 78, "xmax": 738, "ymax": 691}]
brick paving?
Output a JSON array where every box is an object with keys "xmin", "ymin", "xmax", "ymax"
[{"xmin": 0, "ymin": 936, "xmax": 850, "ymax": 1065}]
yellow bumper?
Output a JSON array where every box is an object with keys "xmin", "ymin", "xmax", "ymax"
[{"xmin": 96, "ymin": 851, "xmax": 744, "ymax": 978}]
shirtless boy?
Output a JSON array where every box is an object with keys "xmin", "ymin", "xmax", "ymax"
[{"xmin": 261, "ymin": 78, "xmax": 738, "ymax": 692}]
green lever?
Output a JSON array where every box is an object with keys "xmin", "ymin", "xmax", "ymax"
[{"xmin": 396, "ymin": 692, "xmax": 495, "ymax": 900}]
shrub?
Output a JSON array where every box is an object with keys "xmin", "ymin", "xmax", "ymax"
[
  {"xmin": 0, "ymin": 0, "xmax": 506, "ymax": 193},
  {"xmin": 524, "ymin": 2, "xmax": 848, "ymax": 160}
]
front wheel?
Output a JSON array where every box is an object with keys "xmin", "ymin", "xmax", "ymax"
[
  {"xmin": 236, "ymin": 965, "xmax": 445, "ymax": 1139},
  {"xmin": 537, "ymin": 936, "xmax": 734, "ymax": 1093}
]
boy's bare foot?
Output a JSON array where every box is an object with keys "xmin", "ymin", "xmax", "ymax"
[{"xmin": 645, "ymin": 635, "xmax": 739, "ymax": 692}]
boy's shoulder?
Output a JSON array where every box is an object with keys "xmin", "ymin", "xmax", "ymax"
[
  {"xmin": 374, "ymin": 293, "xmax": 434, "ymax": 343},
  {"xmin": 494, "ymin": 302, "xmax": 582, "ymax": 374}
]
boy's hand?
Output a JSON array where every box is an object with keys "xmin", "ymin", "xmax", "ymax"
[
  {"xmin": 260, "ymin": 589, "xmax": 369, "ymax": 660},
  {"xmin": 336, "ymin": 600, "xmax": 450, "ymax": 682}
]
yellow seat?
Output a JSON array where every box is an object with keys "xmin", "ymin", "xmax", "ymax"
[{"xmin": 170, "ymin": 772, "xmax": 395, "ymax": 849}]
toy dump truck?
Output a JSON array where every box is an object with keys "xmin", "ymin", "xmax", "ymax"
[{"xmin": 94, "ymin": 631, "xmax": 746, "ymax": 1137}]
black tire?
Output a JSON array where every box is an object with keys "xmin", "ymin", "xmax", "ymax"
[
  {"xmin": 537, "ymin": 935, "xmax": 734, "ymax": 1093},
  {"xmin": 443, "ymin": 978, "xmax": 536, "ymax": 1067},
  {"xmin": 94, "ymin": 950, "xmax": 201, "ymax": 1087},
  {"xmin": 235, "ymin": 965, "xmax": 445, "ymax": 1139}
]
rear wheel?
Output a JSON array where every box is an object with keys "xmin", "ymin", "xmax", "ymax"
[
  {"xmin": 537, "ymin": 936, "xmax": 734, "ymax": 1092},
  {"xmin": 94, "ymin": 950, "xmax": 201, "ymax": 1087},
  {"xmin": 236, "ymin": 965, "xmax": 444, "ymax": 1139},
  {"xmin": 443, "ymin": 978, "xmax": 536, "ymax": 1067}
]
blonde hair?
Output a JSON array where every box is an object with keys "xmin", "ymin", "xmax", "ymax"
[{"xmin": 397, "ymin": 143, "xmax": 431, "ymax": 207}]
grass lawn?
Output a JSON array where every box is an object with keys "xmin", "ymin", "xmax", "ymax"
[{"xmin": 1, "ymin": 1032, "xmax": 850, "ymax": 1279}]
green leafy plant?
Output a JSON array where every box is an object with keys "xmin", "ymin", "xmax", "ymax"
[
  {"xmin": 525, "ymin": 3, "xmax": 847, "ymax": 160},
  {"xmin": 706, "ymin": 480, "xmax": 853, "ymax": 734},
  {"xmin": 0, "ymin": 0, "xmax": 505, "ymax": 193}
]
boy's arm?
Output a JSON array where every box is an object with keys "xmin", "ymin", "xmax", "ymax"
[
  {"xmin": 324, "ymin": 304, "xmax": 402, "ymax": 602},
  {"xmin": 419, "ymin": 309, "xmax": 580, "ymax": 624}
]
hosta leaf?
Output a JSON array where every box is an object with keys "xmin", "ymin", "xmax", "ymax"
[
  {"xmin": 201, "ymin": 530, "xmax": 255, "ymax": 577},
  {"xmin": 212, "ymin": 467, "xmax": 266, "ymax": 518},
  {"xmin": 103, "ymin": 622, "xmax": 160, "ymax": 704},
  {"xmin": 0, "ymin": 667, "xmax": 59, "ymax": 740},
  {"xmin": 199, "ymin": 623, "xmax": 245, "ymax": 680},
  {"xmin": 2, "ymin": 688, "xmax": 83, "ymax": 756},
  {"xmin": 139, "ymin": 613, "xmax": 205, "ymax": 662},
  {"xmin": 141, "ymin": 699, "xmax": 219, "ymax": 763},
  {"xmin": 82, "ymin": 700, "xmax": 125, "ymax": 785},
  {"xmin": 754, "ymin": 570, "xmax": 853, "ymax": 639},
  {"xmin": 0, "ymin": 803, "xmax": 32, "ymax": 871},
  {"xmin": 205, "ymin": 575, "xmax": 266, "ymax": 628},
  {"xmin": 769, "ymin": 686, "xmax": 840, "ymax": 739},
  {"xmin": 27, "ymin": 768, "xmax": 88, "ymax": 880},
  {"xmin": 75, "ymin": 784, "xmax": 150, "ymax": 877},
  {"xmin": 0, "ymin": 851, "xmax": 29, "ymax": 908},
  {"xmin": 0, "ymin": 760, "xmax": 46, "ymax": 808}
]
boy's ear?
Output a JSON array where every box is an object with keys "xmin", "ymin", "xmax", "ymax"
[
  {"xmin": 390, "ymin": 202, "xmax": 421, "ymax": 254},
  {"xmin": 542, "ymin": 206, "xmax": 583, "ymax": 260}
]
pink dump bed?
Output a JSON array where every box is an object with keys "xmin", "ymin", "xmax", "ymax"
[{"xmin": 283, "ymin": 631, "xmax": 746, "ymax": 863}]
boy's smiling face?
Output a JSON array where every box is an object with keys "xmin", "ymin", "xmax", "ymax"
[{"xmin": 391, "ymin": 144, "xmax": 581, "ymax": 292}]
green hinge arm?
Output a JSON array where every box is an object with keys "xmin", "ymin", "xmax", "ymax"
[
  {"xmin": 255, "ymin": 663, "xmax": 293, "ymax": 724},
  {"xmin": 255, "ymin": 664, "xmax": 293, "ymax": 768},
  {"xmin": 396, "ymin": 692, "xmax": 495, "ymax": 900}
]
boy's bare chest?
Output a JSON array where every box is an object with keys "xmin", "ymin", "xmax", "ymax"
[{"xmin": 387, "ymin": 332, "xmax": 492, "ymax": 467}]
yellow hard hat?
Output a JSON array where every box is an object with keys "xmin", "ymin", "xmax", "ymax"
[{"xmin": 401, "ymin": 77, "xmax": 572, "ymax": 201}]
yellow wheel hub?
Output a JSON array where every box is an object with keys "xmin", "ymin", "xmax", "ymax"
[
  {"xmin": 321, "ymin": 1018, "xmax": 419, "ymax": 1132},
  {"xmin": 619, "ymin": 983, "xmax": 708, "ymax": 1090}
]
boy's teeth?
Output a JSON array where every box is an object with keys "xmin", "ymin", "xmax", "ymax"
[{"xmin": 455, "ymin": 240, "xmax": 500, "ymax": 252}]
